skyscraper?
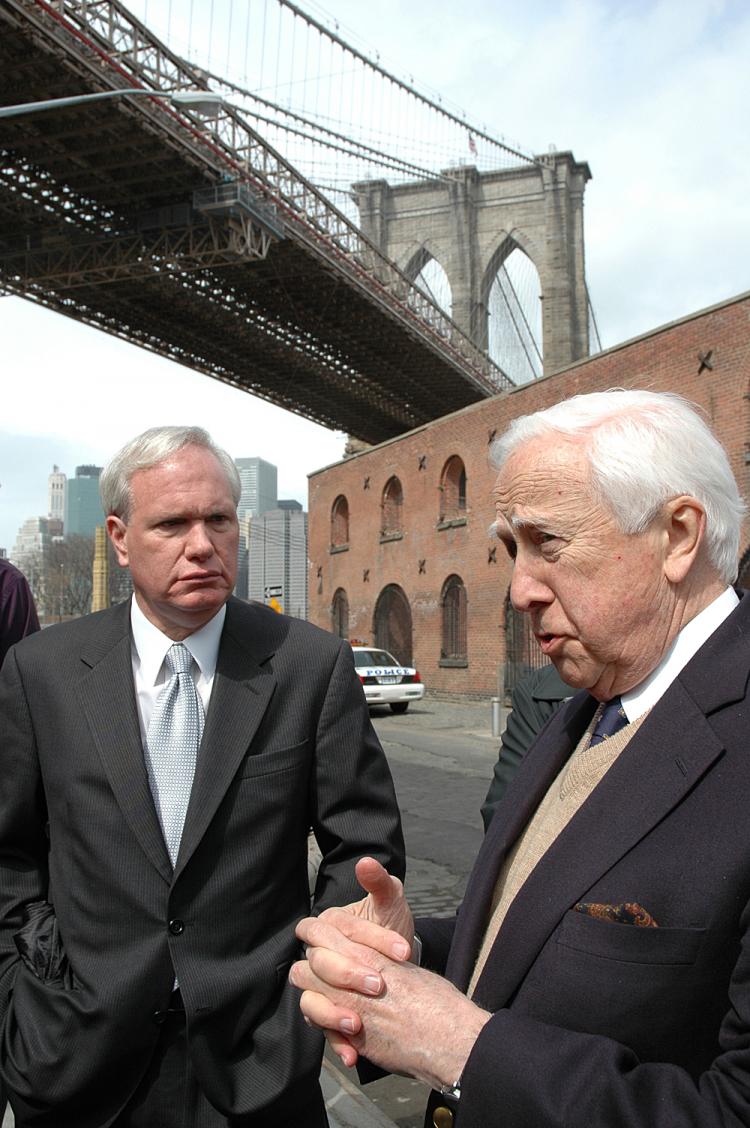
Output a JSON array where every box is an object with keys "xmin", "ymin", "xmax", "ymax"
[
  {"xmin": 248, "ymin": 501, "xmax": 308, "ymax": 620},
  {"xmin": 48, "ymin": 465, "xmax": 67, "ymax": 525},
  {"xmin": 234, "ymin": 458, "xmax": 277, "ymax": 598},
  {"xmin": 235, "ymin": 458, "xmax": 277, "ymax": 523},
  {"xmin": 64, "ymin": 465, "xmax": 104, "ymax": 538}
]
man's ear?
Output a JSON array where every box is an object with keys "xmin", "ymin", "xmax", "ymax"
[
  {"xmin": 106, "ymin": 515, "xmax": 129, "ymax": 567},
  {"xmin": 661, "ymin": 496, "xmax": 706, "ymax": 584}
]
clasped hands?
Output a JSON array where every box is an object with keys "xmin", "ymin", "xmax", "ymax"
[{"xmin": 289, "ymin": 856, "xmax": 490, "ymax": 1092}]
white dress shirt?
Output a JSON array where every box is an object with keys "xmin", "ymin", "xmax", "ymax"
[{"xmin": 129, "ymin": 596, "xmax": 226, "ymax": 744}]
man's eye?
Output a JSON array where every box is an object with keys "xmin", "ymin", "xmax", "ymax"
[
  {"xmin": 503, "ymin": 540, "xmax": 517, "ymax": 561},
  {"xmin": 534, "ymin": 531, "xmax": 559, "ymax": 547}
]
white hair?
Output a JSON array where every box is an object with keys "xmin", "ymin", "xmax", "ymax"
[
  {"xmin": 490, "ymin": 389, "xmax": 746, "ymax": 584},
  {"xmin": 100, "ymin": 426, "xmax": 241, "ymax": 520}
]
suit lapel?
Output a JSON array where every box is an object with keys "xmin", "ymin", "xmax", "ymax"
[
  {"xmin": 174, "ymin": 604, "xmax": 277, "ymax": 878},
  {"xmin": 76, "ymin": 605, "xmax": 173, "ymax": 884},
  {"xmin": 466, "ymin": 677, "xmax": 726, "ymax": 1008}
]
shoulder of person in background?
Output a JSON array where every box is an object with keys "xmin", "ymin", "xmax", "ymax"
[
  {"xmin": 481, "ymin": 664, "xmax": 573, "ymax": 832},
  {"xmin": 0, "ymin": 559, "xmax": 41, "ymax": 670}
]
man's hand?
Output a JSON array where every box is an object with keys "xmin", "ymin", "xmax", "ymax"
[
  {"xmin": 289, "ymin": 935, "xmax": 490, "ymax": 1089},
  {"xmin": 336, "ymin": 855, "xmax": 415, "ymax": 948},
  {"xmin": 299, "ymin": 856, "xmax": 415, "ymax": 964},
  {"xmin": 293, "ymin": 856, "xmax": 415, "ymax": 1066}
]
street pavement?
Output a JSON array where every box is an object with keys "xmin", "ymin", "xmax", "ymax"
[{"xmin": 2, "ymin": 695, "xmax": 502, "ymax": 1128}]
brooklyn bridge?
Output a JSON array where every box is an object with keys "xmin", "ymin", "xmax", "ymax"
[{"xmin": 0, "ymin": 0, "xmax": 596, "ymax": 444}]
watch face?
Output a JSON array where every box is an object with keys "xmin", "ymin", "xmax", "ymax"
[{"xmin": 439, "ymin": 1081, "xmax": 461, "ymax": 1101}]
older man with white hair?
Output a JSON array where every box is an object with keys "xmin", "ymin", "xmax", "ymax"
[{"xmin": 292, "ymin": 389, "xmax": 750, "ymax": 1128}]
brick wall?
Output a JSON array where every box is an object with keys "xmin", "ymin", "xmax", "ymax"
[{"xmin": 308, "ymin": 292, "xmax": 750, "ymax": 698}]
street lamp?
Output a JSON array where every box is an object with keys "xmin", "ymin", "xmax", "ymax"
[{"xmin": 0, "ymin": 89, "xmax": 225, "ymax": 120}]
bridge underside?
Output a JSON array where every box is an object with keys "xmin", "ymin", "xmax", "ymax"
[{"xmin": 0, "ymin": 4, "xmax": 498, "ymax": 445}]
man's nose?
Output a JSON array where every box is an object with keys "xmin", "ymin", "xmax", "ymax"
[
  {"xmin": 184, "ymin": 522, "xmax": 214, "ymax": 558},
  {"xmin": 510, "ymin": 557, "xmax": 553, "ymax": 612}
]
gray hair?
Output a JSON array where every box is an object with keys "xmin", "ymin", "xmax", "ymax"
[
  {"xmin": 100, "ymin": 426, "xmax": 241, "ymax": 520},
  {"xmin": 490, "ymin": 389, "xmax": 746, "ymax": 584}
]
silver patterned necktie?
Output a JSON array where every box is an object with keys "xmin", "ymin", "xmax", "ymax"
[{"xmin": 145, "ymin": 642, "xmax": 205, "ymax": 866}]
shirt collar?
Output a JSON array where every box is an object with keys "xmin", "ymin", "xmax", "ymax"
[
  {"xmin": 621, "ymin": 586, "xmax": 739, "ymax": 722},
  {"xmin": 130, "ymin": 596, "xmax": 226, "ymax": 685}
]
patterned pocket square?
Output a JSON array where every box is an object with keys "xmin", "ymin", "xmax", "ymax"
[{"xmin": 574, "ymin": 901, "xmax": 658, "ymax": 928}]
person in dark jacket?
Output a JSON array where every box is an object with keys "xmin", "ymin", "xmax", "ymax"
[
  {"xmin": 0, "ymin": 557, "xmax": 40, "ymax": 668},
  {"xmin": 480, "ymin": 664, "xmax": 572, "ymax": 830},
  {"xmin": 0, "ymin": 556, "xmax": 40, "ymax": 1124}
]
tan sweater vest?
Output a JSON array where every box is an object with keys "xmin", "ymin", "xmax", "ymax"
[{"xmin": 468, "ymin": 705, "xmax": 648, "ymax": 997}]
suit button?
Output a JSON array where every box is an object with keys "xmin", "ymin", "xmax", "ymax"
[
  {"xmin": 152, "ymin": 1010, "xmax": 167, "ymax": 1025},
  {"xmin": 168, "ymin": 919, "xmax": 184, "ymax": 935},
  {"xmin": 433, "ymin": 1107, "xmax": 454, "ymax": 1128}
]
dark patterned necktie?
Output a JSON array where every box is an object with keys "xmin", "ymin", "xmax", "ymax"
[
  {"xmin": 589, "ymin": 695, "xmax": 628, "ymax": 746},
  {"xmin": 145, "ymin": 643, "xmax": 205, "ymax": 866}
]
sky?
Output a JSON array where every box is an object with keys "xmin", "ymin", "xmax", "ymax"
[{"xmin": 2, "ymin": 0, "xmax": 749, "ymax": 552}]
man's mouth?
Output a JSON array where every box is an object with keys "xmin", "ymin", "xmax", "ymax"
[{"xmin": 535, "ymin": 631, "xmax": 561, "ymax": 653}]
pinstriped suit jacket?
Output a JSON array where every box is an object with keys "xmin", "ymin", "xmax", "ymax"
[{"xmin": 0, "ymin": 597, "xmax": 404, "ymax": 1127}]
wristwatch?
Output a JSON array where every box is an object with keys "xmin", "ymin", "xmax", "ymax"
[{"xmin": 439, "ymin": 1078, "xmax": 461, "ymax": 1101}]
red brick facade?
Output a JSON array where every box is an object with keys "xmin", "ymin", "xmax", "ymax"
[{"xmin": 308, "ymin": 292, "xmax": 750, "ymax": 698}]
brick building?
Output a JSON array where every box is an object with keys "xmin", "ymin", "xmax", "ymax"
[{"xmin": 308, "ymin": 292, "xmax": 750, "ymax": 699}]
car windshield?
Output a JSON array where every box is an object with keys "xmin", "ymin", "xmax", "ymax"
[{"xmin": 353, "ymin": 650, "xmax": 398, "ymax": 667}]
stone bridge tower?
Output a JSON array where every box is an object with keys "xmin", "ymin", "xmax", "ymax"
[{"xmin": 353, "ymin": 151, "xmax": 591, "ymax": 377}]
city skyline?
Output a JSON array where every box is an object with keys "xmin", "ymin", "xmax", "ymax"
[{"xmin": 1, "ymin": 431, "xmax": 326, "ymax": 558}]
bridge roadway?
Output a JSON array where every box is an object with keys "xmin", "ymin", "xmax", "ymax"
[{"xmin": 0, "ymin": 0, "xmax": 511, "ymax": 445}]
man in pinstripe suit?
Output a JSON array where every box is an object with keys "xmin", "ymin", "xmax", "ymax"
[{"xmin": 0, "ymin": 426, "xmax": 404, "ymax": 1128}]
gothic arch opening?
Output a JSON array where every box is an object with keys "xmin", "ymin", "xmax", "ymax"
[
  {"xmin": 405, "ymin": 246, "xmax": 452, "ymax": 318},
  {"xmin": 373, "ymin": 584, "xmax": 413, "ymax": 666},
  {"xmin": 484, "ymin": 241, "xmax": 543, "ymax": 386}
]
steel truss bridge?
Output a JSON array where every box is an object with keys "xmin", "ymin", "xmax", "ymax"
[{"xmin": 0, "ymin": 0, "xmax": 513, "ymax": 444}]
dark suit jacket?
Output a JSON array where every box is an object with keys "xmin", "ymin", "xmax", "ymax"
[
  {"xmin": 0, "ymin": 597, "xmax": 404, "ymax": 1127},
  {"xmin": 419, "ymin": 592, "xmax": 750, "ymax": 1127}
]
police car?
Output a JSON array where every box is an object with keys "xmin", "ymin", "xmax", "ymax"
[{"xmin": 351, "ymin": 645, "xmax": 426, "ymax": 713}]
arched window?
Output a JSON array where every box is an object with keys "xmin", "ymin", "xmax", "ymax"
[
  {"xmin": 330, "ymin": 495, "xmax": 349, "ymax": 549},
  {"xmin": 381, "ymin": 476, "xmax": 403, "ymax": 537},
  {"xmin": 373, "ymin": 584, "xmax": 413, "ymax": 666},
  {"xmin": 441, "ymin": 575, "xmax": 467, "ymax": 661},
  {"xmin": 439, "ymin": 456, "xmax": 467, "ymax": 522},
  {"xmin": 504, "ymin": 588, "xmax": 548, "ymax": 701},
  {"xmin": 331, "ymin": 588, "xmax": 349, "ymax": 639}
]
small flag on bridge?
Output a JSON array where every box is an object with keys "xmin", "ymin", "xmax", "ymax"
[{"xmin": 468, "ymin": 133, "xmax": 477, "ymax": 155}]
